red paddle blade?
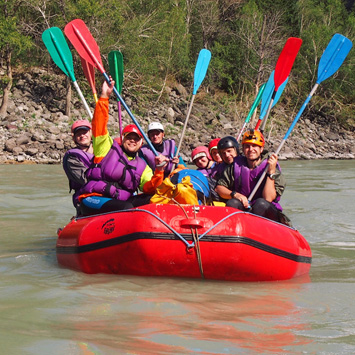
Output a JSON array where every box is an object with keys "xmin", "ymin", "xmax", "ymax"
[
  {"xmin": 64, "ymin": 19, "xmax": 105, "ymax": 74},
  {"xmin": 80, "ymin": 56, "xmax": 98, "ymax": 101},
  {"xmin": 274, "ymin": 37, "xmax": 302, "ymax": 91}
]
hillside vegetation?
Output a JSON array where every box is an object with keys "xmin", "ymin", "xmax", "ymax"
[{"xmin": 1, "ymin": 0, "xmax": 355, "ymax": 132}]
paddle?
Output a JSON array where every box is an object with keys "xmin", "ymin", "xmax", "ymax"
[
  {"xmin": 259, "ymin": 37, "xmax": 302, "ymax": 133},
  {"xmin": 254, "ymin": 71, "xmax": 289, "ymax": 130},
  {"xmin": 42, "ymin": 27, "xmax": 93, "ymax": 119},
  {"xmin": 80, "ymin": 56, "xmax": 98, "ymax": 103},
  {"xmin": 248, "ymin": 33, "xmax": 352, "ymax": 202},
  {"xmin": 236, "ymin": 83, "xmax": 266, "ymax": 141},
  {"xmin": 108, "ymin": 50, "xmax": 124, "ymax": 138},
  {"xmin": 64, "ymin": 19, "xmax": 158, "ymax": 155},
  {"xmin": 172, "ymin": 48, "xmax": 211, "ymax": 168}
]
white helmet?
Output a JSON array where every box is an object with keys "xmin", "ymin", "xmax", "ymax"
[{"xmin": 148, "ymin": 122, "xmax": 164, "ymax": 132}]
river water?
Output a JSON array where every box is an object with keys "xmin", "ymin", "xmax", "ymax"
[{"xmin": 0, "ymin": 161, "xmax": 354, "ymax": 354}]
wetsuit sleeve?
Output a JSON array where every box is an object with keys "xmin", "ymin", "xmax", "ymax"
[
  {"xmin": 142, "ymin": 167, "xmax": 165, "ymax": 194},
  {"xmin": 273, "ymin": 168, "xmax": 286, "ymax": 196},
  {"xmin": 216, "ymin": 164, "xmax": 234, "ymax": 190},
  {"xmin": 92, "ymin": 97, "xmax": 113, "ymax": 163},
  {"xmin": 64, "ymin": 155, "xmax": 88, "ymax": 186}
]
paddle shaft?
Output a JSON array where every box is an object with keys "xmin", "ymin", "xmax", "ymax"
[
  {"xmin": 248, "ymin": 83, "xmax": 319, "ymax": 201},
  {"xmin": 117, "ymin": 101, "xmax": 122, "ymax": 137},
  {"xmin": 102, "ymin": 72, "xmax": 158, "ymax": 156},
  {"xmin": 170, "ymin": 94, "xmax": 195, "ymax": 172},
  {"xmin": 47, "ymin": 31, "xmax": 93, "ymax": 119},
  {"xmin": 72, "ymin": 81, "xmax": 93, "ymax": 119},
  {"xmin": 259, "ymin": 90, "xmax": 276, "ymax": 133},
  {"xmin": 236, "ymin": 84, "xmax": 265, "ymax": 141}
]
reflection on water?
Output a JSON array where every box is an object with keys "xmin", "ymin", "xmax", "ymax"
[{"xmin": 1, "ymin": 161, "xmax": 355, "ymax": 354}]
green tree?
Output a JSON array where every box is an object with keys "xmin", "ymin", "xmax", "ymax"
[{"xmin": 0, "ymin": 0, "xmax": 33, "ymax": 116}]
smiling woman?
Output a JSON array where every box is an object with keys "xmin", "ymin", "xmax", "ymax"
[{"xmin": 74, "ymin": 80, "xmax": 168, "ymax": 216}]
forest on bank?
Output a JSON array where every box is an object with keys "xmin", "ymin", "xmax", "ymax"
[{"xmin": 1, "ymin": 0, "xmax": 355, "ymax": 130}]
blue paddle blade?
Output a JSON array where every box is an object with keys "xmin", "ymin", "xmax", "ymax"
[
  {"xmin": 193, "ymin": 49, "xmax": 211, "ymax": 95},
  {"xmin": 317, "ymin": 33, "xmax": 353, "ymax": 83},
  {"xmin": 259, "ymin": 71, "xmax": 288, "ymax": 119}
]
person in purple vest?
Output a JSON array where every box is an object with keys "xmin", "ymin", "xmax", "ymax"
[
  {"xmin": 62, "ymin": 119, "xmax": 94, "ymax": 213},
  {"xmin": 78, "ymin": 79, "xmax": 168, "ymax": 216},
  {"xmin": 215, "ymin": 130, "xmax": 288, "ymax": 224},
  {"xmin": 140, "ymin": 122, "xmax": 186, "ymax": 178}
]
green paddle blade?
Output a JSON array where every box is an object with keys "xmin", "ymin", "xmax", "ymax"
[
  {"xmin": 108, "ymin": 50, "xmax": 124, "ymax": 94},
  {"xmin": 42, "ymin": 27, "xmax": 76, "ymax": 82}
]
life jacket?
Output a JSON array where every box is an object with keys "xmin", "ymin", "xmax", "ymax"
[
  {"xmin": 140, "ymin": 139, "xmax": 176, "ymax": 177},
  {"xmin": 83, "ymin": 140, "xmax": 147, "ymax": 201},
  {"xmin": 233, "ymin": 155, "xmax": 282, "ymax": 210},
  {"xmin": 198, "ymin": 162, "xmax": 224, "ymax": 179},
  {"xmin": 170, "ymin": 169, "xmax": 210, "ymax": 204},
  {"xmin": 63, "ymin": 148, "xmax": 94, "ymax": 206}
]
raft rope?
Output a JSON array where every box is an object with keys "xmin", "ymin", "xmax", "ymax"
[
  {"xmin": 193, "ymin": 206, "xmax": 204, "ymax": 278},
  {"xmin": 152, "ymin": 197, "xmax": 204, "ymax": 278},
  {"xmin": 75, "ymin": 207, "xmax": 294, "ymax": 249}
]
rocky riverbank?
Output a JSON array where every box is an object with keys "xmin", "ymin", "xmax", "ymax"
[{"xmin": 1, "ymin": 67, "xmax": 354, "ymax": 164}]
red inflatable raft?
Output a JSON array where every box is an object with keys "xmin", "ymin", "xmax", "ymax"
[{"xmin": 56, "ymin": 204, "xmax": 312, "ymax": 281}]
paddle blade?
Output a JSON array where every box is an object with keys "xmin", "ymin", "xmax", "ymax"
[
  {"xmin": 193, "ymin": 49, "xmax": 211, "ymax": 95},
  {"xmin": 259, "ymin": 71, "xmax": 288, "ymax": 120},
  {"xmin": 64, "ymin": 19, "xmax": 105, "ymax": 73},
  {"xmin": 108, "ymin": 50, "xmax": 124, "ymax": 94},
  {"xmin": 317, "ymin": 33, "xmax": 353, "ymax": 83},
  {"xmin": 80, "ymin": 56, "xmax": 97, "ymax": 101},
  {"xmin": 42, "ymin": 27, "xmax": 76, "ymax": 82},
  {"xmin": 245, "ymin": 83, "xmax": 266, "ymax": 123},
  {"xmin": 274, "ymin": 37, "xmax": 302, "ymax": 91}
]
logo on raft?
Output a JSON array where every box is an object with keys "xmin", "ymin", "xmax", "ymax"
[{"xmin": 101, "ymin": 218, "xmax": 115, "ymax": 235}]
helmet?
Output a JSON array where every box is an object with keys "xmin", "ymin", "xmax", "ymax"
[
  {"xmin": 191, "ymin": 146, "xmax": 211, "ymax": 161},
  {"xmin": 242, "ymin": 129, "xmax": 265, "ymax": 147},
  {"xmin": 71, "ymin": 119, "xmax": 92, "ymax": 133},
  {"xmin": 148, "ymin": 122, "xmax": 164, "ymax": 132},
  {"xmin": 208, "ymin": 138, "xmax": 221, "ymax": 154},
  {"xmin": 122, "ymin": 124, "xmax": 143, "ymax": 138},
  {"xmin": 217, "ymin": 136, "xmax": 239, "ymax": 151}
]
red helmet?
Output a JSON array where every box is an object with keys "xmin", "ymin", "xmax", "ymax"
[
  {"xmin": 122, "ymin": 124, "xmax": 143, "ymax": 138},
  {"xmin": 71, "ymin": 119, "xmax": 92, "ymax": 133},
  {"xmin": 208, "ymin": 138, "xmax": 221, "ymax": 154},
  {"xmin": 242, "ymin": 129, "xmax": 265, "ymax": 147},
  {"xmin": 191, "ymin": 146, "xmax": 211, "ymax": 161}
]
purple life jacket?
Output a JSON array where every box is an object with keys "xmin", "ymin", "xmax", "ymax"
[
  {"xmin": 63, "ymin": 148, "xmax": 94, "ymax": 206},
  {"xmin": 140, "ymin": 139, "xmax": 176, "ymax": 177},
  {"xmin": 83, "ymin": 140, "xmax": 147, "ymax": 201},
  {"xmin": 197, "ymin": 162, "xmax": 225, "ymax": 179},
  {"xmin": 233, "ymin": 155, "xmax": 282, "ymax": 210}
]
